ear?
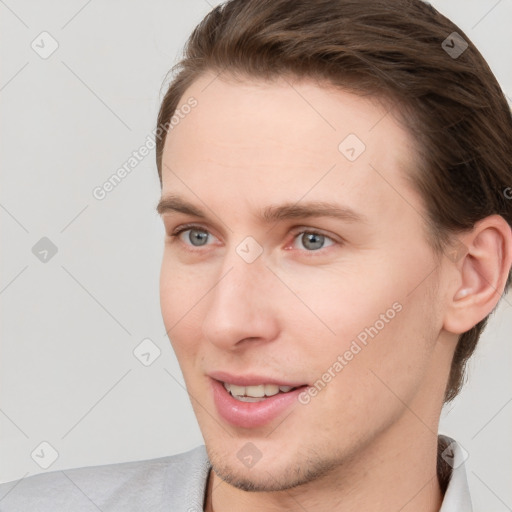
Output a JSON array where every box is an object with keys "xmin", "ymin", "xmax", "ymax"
[{"xmin": 443, "ymin": 215, "xmax": 512, "ymax": 335}]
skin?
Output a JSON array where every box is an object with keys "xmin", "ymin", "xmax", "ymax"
[{"xmin": 157, "ymin": 71, "xmax": 512, "ymax": 511}]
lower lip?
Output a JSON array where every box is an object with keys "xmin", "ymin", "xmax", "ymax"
[{"xmin": 210, "ymin": 379, "xmax": 306, "ymax": 429}]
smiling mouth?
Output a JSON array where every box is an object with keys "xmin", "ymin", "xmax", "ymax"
[{"xmin": 222, "ymin": 382, "xmax": 304, "ymax": 402}]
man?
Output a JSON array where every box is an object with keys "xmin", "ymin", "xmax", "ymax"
[{"xmin": 1, "ymin": 0, "xmax": 511, "ymax": 510}]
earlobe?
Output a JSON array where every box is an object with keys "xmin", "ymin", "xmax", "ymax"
[{"xmin": 443, "ymin": 215, "xmax": 512, "ymax": 335}]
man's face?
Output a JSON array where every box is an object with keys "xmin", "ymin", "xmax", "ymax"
[{"xmin": 158, "ymin": 72, "xmax": 451, "ymax": 491}]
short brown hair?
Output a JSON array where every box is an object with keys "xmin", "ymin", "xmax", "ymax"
[{"xmin": 155, "ymin": 0, "xmax": 512, "ymax": 402}]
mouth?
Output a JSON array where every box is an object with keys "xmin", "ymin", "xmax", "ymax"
[
  {"xmin": 222, "ymin": 382, "xmax": 301, "ymax": 402},
  {"xmin": 208, "ymin": 372, "xmax": 309, "ymax": 428}
]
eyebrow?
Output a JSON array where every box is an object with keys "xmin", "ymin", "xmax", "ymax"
[{"xmin": 156, "ymin": 194, "xmax": 367, "ymax": 225}]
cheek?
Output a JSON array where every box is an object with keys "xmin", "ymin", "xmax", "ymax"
[
  {"xmin": 159, "ymin": 255, "xmax": 209, "ymax": 359},
  {"xmin": 289, "ymin": 250, "xmax": 438, "ymax": 387},
  {"xmin": 282, "ymin": 262, "xmax": 399, "ymax": 348},
  {"xmin": 159, "ymin": 250, "xmax": 211, "ymax": 315},
  {"xmin": 292, "ymin": 289, "xmax": 438, "ymax": 450}
]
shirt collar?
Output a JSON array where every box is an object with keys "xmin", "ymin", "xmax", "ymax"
[{"xmin": 438, "ymin": 435, "xmax": 473, "ymax": 511}]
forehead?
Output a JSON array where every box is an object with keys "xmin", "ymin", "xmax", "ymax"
[{"xmin": 161, "ymin": 72, "xmax": 421, "ymax": 226}]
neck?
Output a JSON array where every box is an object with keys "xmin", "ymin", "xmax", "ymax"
[{"xmin": 205, "ymin": 413, "xmax": 445, "ymax": 512}]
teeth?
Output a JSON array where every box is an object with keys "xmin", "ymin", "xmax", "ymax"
[
  {"xmin": 245, "ymin": 385, "xmax": 265, "ymax": 397},
  {"xmin": 223, "ymin": 382, "xmax": 296, "ymax": 400},
  {"xmin": 264, "ymin": 384, "xmax": 280, "ymax": 396},
  {"xmin": 233, "ymin": 396, "xmax": 265, "ymax": 402},
  {"xmin": 229, "ymin": 384, "xmax": 246, "ymax": 397}
]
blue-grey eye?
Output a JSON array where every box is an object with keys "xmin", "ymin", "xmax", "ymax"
[
  {"xmin": 300, "ymin": 232, "xmax": 330, "ymax": 251},
  {"xmin": 187, "ymin": 229, "xmax": 209, "ymax": 246}
]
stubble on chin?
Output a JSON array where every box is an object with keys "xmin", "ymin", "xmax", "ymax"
[{"xmin": 207, "ymin": 447, "xmax": 346, "ymax": 493}]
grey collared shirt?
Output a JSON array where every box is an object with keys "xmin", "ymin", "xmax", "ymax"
[
  {"xmin": 0, "ymin": 436, "xmax": 472, "ymax": 511},
  {"xmin": 439, "ymin": 435, "xmax": 473, "ymax": 511}
]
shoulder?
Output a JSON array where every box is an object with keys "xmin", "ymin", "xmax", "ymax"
[{"xmin": 0, "ymin": 445, "xmax": 210, "ymax": 512}]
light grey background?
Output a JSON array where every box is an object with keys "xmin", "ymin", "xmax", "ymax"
[{"xmin": 1, "ymin": 0, "xmax": 511, "ymax": 509}]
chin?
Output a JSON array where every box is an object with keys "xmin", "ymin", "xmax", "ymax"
[{"xmin": 206, "ymin": 442, "xmax": 344, "ymax": 493}]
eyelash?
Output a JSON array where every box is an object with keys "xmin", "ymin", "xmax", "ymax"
[{"xmin": 168, "ymin": 223, "xmax": 339, "ymax": 255}]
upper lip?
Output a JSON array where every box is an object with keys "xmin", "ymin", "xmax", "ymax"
[{"xmin": 208, "ymin": 370, "xmax": 307, "ymax": 387}]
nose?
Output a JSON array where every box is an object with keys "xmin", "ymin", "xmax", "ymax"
[{"xmin": 200, "ymin": 250, "xmax": 280, "ymax": 351}]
